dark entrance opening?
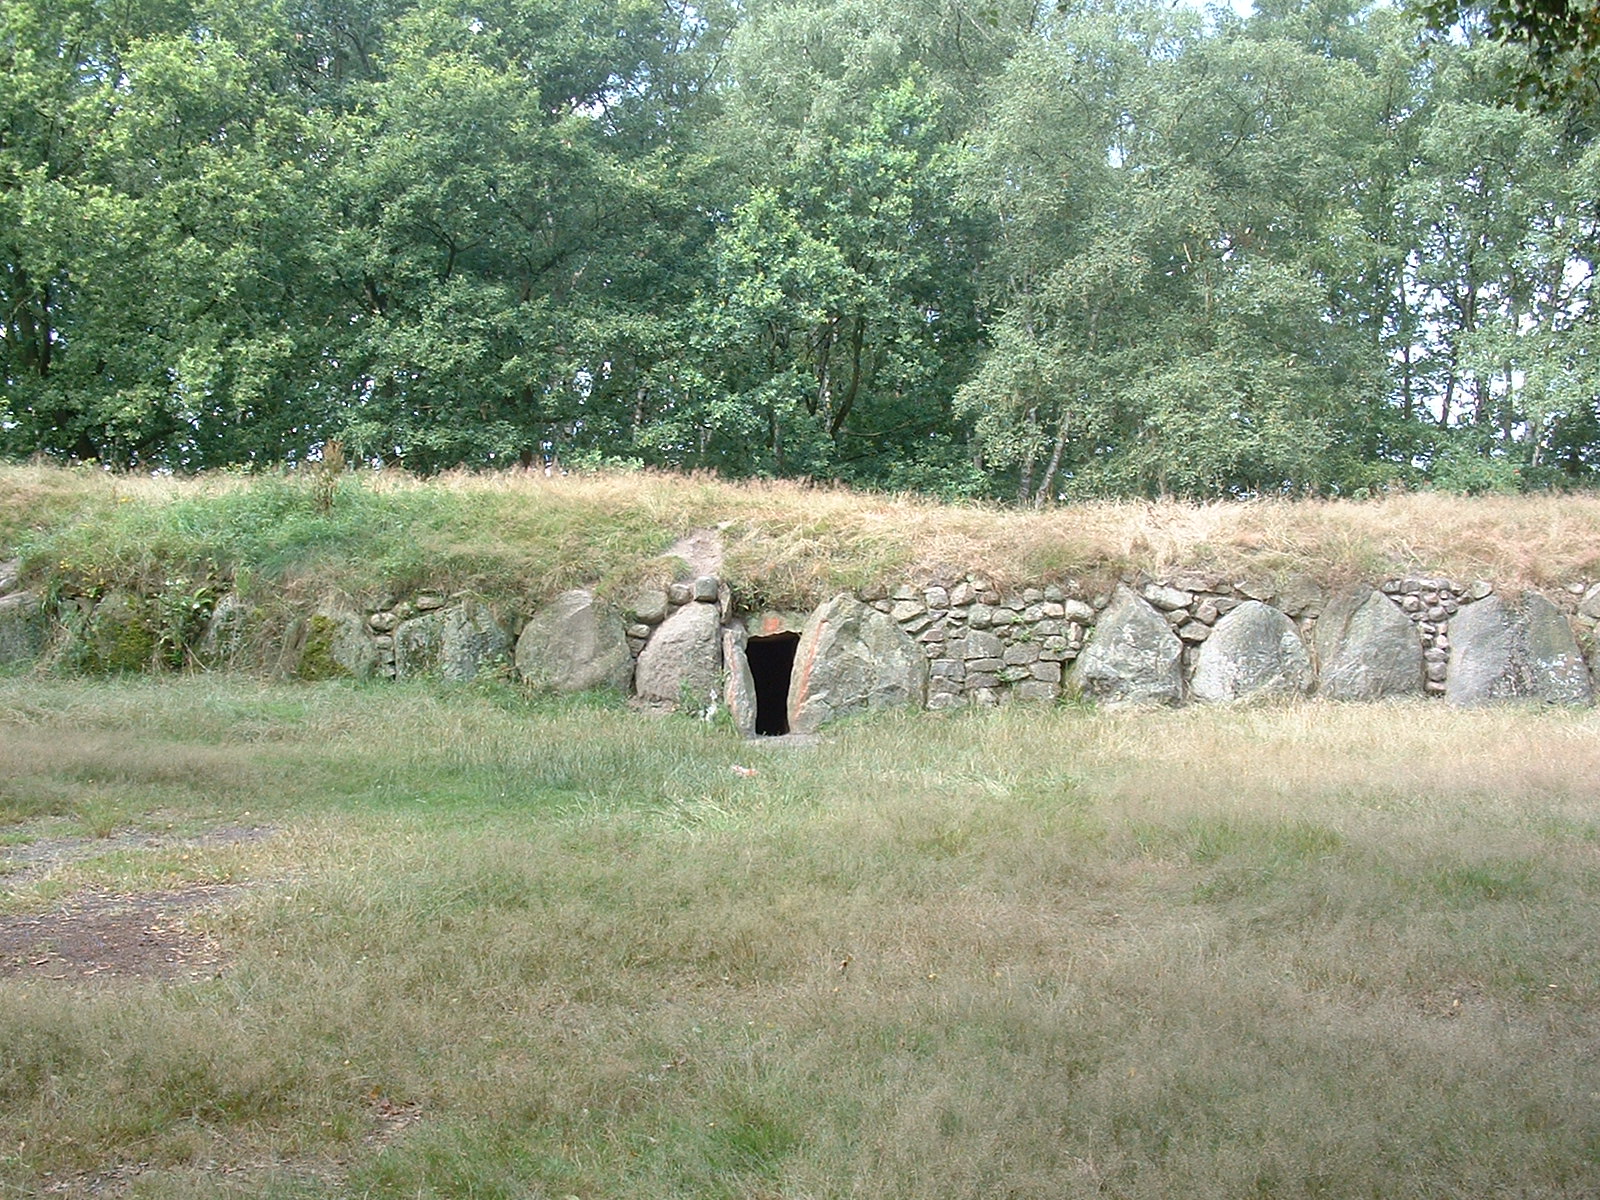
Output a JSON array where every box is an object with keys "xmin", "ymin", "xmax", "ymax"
[{"xmin": 746, "ymin": 634, "xmax": 800, "ymax": 736}]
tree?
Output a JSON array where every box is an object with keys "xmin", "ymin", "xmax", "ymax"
[
  {"xmin": 668, "ymin": 0, "xmax": 1018, "ymax": 491},
  {"xmin": 1394, "ymin": 38, "xmax": 1600, "ymax": 479},
  {"xmin": 957, "ymin": 1, "xmax": 1389, "ymax": 501},
  {"xmin": 1416, "ymin": 0, "xmax": 1600, "ymax": 106}
]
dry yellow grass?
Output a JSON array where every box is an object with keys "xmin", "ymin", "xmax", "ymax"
[{"xmin": 8, "ymin": 464, "xmax": 1600, "ymax": 607}]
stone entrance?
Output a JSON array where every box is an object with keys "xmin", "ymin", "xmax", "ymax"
[{"xmin": 745, "ymin": 633, "xmax": 800, "ymax": 735}]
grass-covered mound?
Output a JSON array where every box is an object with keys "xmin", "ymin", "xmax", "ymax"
[{"xmin": 7, "ymin": 464, "xmax": 1600, "ymax": 614}]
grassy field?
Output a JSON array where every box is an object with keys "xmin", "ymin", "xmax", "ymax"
[{"xmin": 4, "ymin": 676, "xmax": 1600, "ymax": 1198}]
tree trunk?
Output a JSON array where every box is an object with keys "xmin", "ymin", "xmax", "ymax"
[{"xmin": 1035, "ymin": 408, "xmax": 1070, "ymax": 509}]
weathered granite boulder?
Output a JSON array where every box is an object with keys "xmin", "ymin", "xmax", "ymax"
[
  {"xmin": 83, "ymin": 592, "xmax": 156, "ymax": 673},
  {"xmin": 515, "ymin": 589, "xmax": 632, "ymax": 692},
  {"xmin": 1314, "ymin": 588, "xmax": 1423, "ymax": 700},
  {"xmin": 788, "ymin": 594, "xmax": 927, "ymax": 733},
  {"xmin": 393, "ymin": 610, "xmax": 443, "ymax": 680},
  {"xmin": 722, "ymin": 626, "xmax": 757, "ymax": 737},
  {"xmin": 1447, "ymin": 591, "xmax": 1592, "ymax": 706},
  {"xmin": 634, "ymin": 599, "xmax": 723, "ymax": 707},
  {"xmin": 1191, "ymin": 600, "xmax": 1312, "ymax": 703},
  {"xmin": 197, "ymin": 593, "xmax": 251, "ymax": 667},
  {"xmin": 1065, "ymin": 585, "xmax": 1182, "ymax": 706},
  {"xmin": 0, "ymin": 591, "xmax": 45, "ymax": 668},
  {"xmin": 442, "ymin": 602, "xmax": 511, "ymax": 682},
  {"xmin": 393, "ymin": 600, "xmax": 509, "ymax": 682},
  {"xmin": 300, "ymin": 604, "xmax": 377, "ymax": 680}
]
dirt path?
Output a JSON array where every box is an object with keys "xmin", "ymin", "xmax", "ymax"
[{"xmin": 663, "ymin": 528, "xmax": 724, "ymax": 577}]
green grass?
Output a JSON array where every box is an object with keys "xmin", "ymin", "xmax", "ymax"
[{"xmin": 3, "ymin": 679, "xmax": 1600, "ymax": 1197}]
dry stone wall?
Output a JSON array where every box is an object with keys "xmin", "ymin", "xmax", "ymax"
[{"xmin": 6, "ymin": 556, "xmax": 1600, "ymax": 732}]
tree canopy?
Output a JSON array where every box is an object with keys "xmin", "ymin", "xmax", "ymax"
[{"xmin": 2, "ymin": 0, "xmax": 1596, "ymax": 498}]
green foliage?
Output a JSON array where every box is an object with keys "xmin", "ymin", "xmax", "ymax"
[
  {"xmin": 1430, "ymin": 443, "xmax": 1528, "ymax": 494},
  {"xmin": 1, "ymin": 0, "xmax": 1597, "ymax": 498},
  {"xmin": 1417, "ymin": 0, "xmax": 1600, "ymax": 106}
]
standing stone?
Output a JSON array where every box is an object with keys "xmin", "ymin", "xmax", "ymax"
[
  {"xmin": 635, "ymin": 600, "xmax": 723, "ymax": 708},
  {"xmin": 393, "ymin": 609, "xmax": 445, "ymax": 680},
  {"xmin": 198, "ymin": 593, "xmax": 251, "ymax": 668},
  {"xmin": 788, "ymin": 595, "xmax": 928, "ymax": 734},
  {"xmin": 0, "ymin": 591, "xmax": 45, "ymax": 669},
  {"xmin": 83, "ymin": 592, "xmax": 156, "ymax": 673},
  {"xmin": 722, "ymin": 627, "xmax": 757, "ymax": 737},
  {"xmin": 1064, "ymin": 585, "xmax": 1183, "ymax": 706},
  {"xmin": 1313, "ymin": 589, "xmax": 1423, "ymax": 700},
  {"xmin": 439, "ymin": 601, "xmax": 511, "ymax": 682},
  {"xmin": 1191, "ymin": 600, "xmax": 1312, "ymax": 704},
  {"xmin": 301, "ymin": 603, "xmax": 377, "ymax": 680},
  {"xmin": 1447, "ymin": 592, "xmax": 1592, "ymax": 706},
  {"xmin": 515, "ymin": 589, "xmax": 632, "ymax": 692}
]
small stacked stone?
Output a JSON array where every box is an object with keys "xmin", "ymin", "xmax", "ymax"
[
  {"xmin": 625, "ymin": 575, "xmax": 727, "ymax": 659},
  {"xmin": 1380, "ymin": 577, "xmax": 1473, "ymax": 695},
  {"xmin": 366, "ymin": 596, "xmax": 402, "ymax": 678},
  {"xmin": 365, "ymin": 592, "xmax": 448, "ymax": 679},
  {"xmin": 1137, "ymin": 573, "xmax": 1325, "ymax": 650},
  {"xmin": 1570, "ymin": 581, "xmax": 1600, "ymax": 659},
  {"xmin": 868, "ymin": 572, "xmax": 1350, "ymax": 707},
  {"xmin": 1136, "ymin": 577, "xmax": 1244, "ymax": 646},
  {"xmin": 870, "ymin": 578, "xmax": 1096, "ymax": 708}
]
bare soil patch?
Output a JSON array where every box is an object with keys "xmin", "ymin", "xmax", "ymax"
[
  {"xmin": 663, "ymin": 527, "xmax": 724, "ymax": 577},
  {"xmin": 0, "ymin": 884, "xmax": 246, "ymax": 982},
  {"xmin": 0, "ymin": 826, "xmax": 273, "ymax": 982}
]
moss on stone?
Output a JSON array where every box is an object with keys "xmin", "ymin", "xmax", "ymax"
[
  {"xmin": 84, "ymin": 595, "xmax": 159, "ymax": 674},
  {"xmin": 297, "ymin": 613, "xmax": 347, "ymax": 681}
]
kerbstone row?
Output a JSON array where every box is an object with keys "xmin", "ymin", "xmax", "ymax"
[{"xmin": 7, "ymin": 563, "xmax": 1600, "ymax": 731}]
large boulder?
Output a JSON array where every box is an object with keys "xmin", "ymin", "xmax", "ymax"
[
  {"xmin": 443, "ymin": 602, "xmax": 512, "ymax": 682},
  {"xmin": 634, "ymin": 600, "xmax": 723, "ymax": 708},
  {"xmin": 1191, "ymin": 600, "xmax": 1312, "ymax": 703},
  {"xmin": 1313, "ymin": 588, "xmax": 1423, "ymax": 700},
  {"xmin": 0, "ymin": 591, "xmax": 46, "ymax": 669},
  {"xmin": 787, "ymin": 594, "xmax": 927, "ymax": 733},
  {"xmin": 198, "ymin": 593, "xmax": 252, "ymax": 668},
  {"xmin": 1447, "ymin": 591, "xmax": 1591, "ymax": 706},
  {"xmin": 82, "ymin": 592, "xmax": 157, "ymax": 673},
  {"xmin": 1064, "ymin": 585, "xmax": 1182, "ymax": 706},
  {"xmin": 394, "ymin": 600, "xmax": 509, "ymax": 683},
  {"xmin": 299, "ymin": 604, "xmax": 377, "ymax": 680},
  {"xmin": 515, "ymin": 589, "xmax": 632, "ymax": 692}
]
